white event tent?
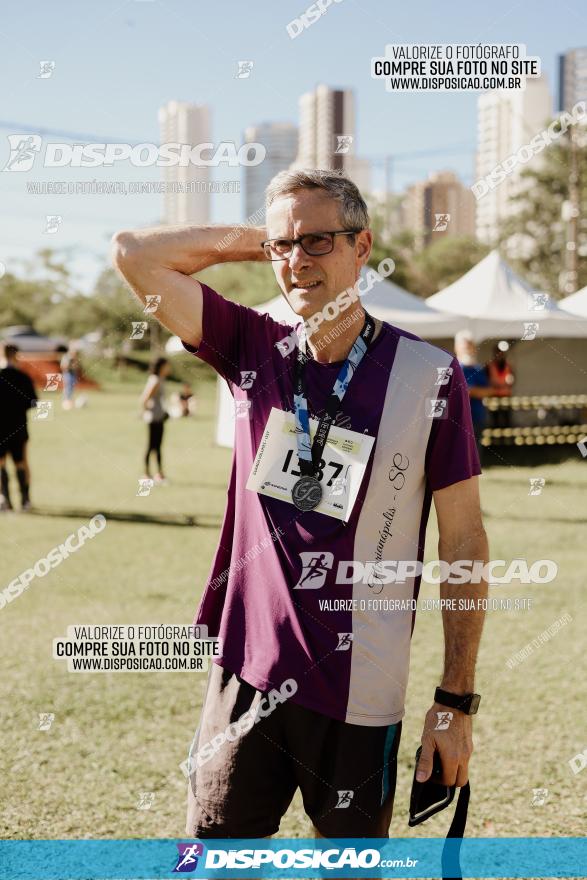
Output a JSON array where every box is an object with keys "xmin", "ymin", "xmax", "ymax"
[
  {"xmin": 560, "ymin": 286, "xmax": 587, "ymax": 318},
  {"xmin": 426, "ymin": 250, "xmax": 587, "ymax": 341}
]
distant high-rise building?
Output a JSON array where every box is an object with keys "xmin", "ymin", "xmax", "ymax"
[
  {"xmin": 293, "ymin": 84, "xmax": 371, "ymax": 193},
  {"xmin": 243, "ymin": 122, "xmax": 298, "ymax": 221},
  {"xmin": 158, "ymin": 100, "xmax": 210, "ymax": 225},
  {"xmin": 402, "ymin": 171, "xmax": 476, "ymax": 250},
  {"xmin": 558, "ymin": 47, "xmax": 587, "ymax": 112},
  {"xmin": 475, "ymin": 77, "xmax": 552, "ymax": 245}
]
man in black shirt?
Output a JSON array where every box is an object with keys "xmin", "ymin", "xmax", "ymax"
[{"xmin": 0, "ymin": 344, "xmax": 38, "ymax": 511}]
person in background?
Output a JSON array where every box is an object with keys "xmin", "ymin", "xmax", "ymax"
[
  {"xmin": 141, "ymin": 357, "xmax": 171, "ymax": 484},
  {"xmin": 0, "ymin": 343, "xmax": 38, "ymax": 511},
  {"xmin": 60, "ymin": 345, "xmax": 81, "ymax": 410},
  {"xmin": 179, "ymin": 382, "xmax": 194, "ymax": 417},
  {"xmin": 487, "ymin": 341, "xmax": 515, "ymax": 428},
  {"xmin": 454, "ymin": 330, "xmax": 490, "ymax": 462}
]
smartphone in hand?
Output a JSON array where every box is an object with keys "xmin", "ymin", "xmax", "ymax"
[{"xmin": 409, "ymin": 745, "xmax": 456, "ymax": 826}]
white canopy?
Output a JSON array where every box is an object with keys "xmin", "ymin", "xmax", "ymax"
[
  {"xmin": 560, "ymin": 285, "xmax": 587, "ymax": 318},
  {"xmin": 426, "ymin": 250, "xmax": 587, "ymax": 341}
]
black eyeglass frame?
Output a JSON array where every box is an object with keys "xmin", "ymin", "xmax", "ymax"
[{"xmin": 260, "ymin": 229, "xmax": 363, "ymax": 261}]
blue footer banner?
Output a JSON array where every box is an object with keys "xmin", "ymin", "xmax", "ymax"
[{"xmin": 0, "ymin": 838, "xmax": 586, "ymax": 878}]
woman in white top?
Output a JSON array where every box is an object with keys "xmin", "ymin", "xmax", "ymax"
[{"xmin": 141, "ymin": 357, "xmax": 171, "ymax": 484}]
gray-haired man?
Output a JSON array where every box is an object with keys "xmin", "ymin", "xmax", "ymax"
[{"xmin": 113, "ymin": 169, "xmax": 488, "ymax": 839}]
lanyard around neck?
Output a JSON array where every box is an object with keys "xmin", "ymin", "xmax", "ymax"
[{"xmin": 293, "ymin": 312, "xmax": 376, "ymax": 478}]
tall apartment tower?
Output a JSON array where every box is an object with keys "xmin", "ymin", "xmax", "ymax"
[
  {"xmin": 243, "ymin": 122, "xmax": 298, "ymax": 221},
  {"xmin": 558, "ymin": 47, "xmax": 587, "ymax": 112},
  {"xmin": 293, "ymin": 84, "xmax": 370, "ymax": 193},
  {"xmin": 158, "ymin": 100, "xmax": 211, "ymax": 225},
  {"xmin": 475, "ymin": 77, "xmax": 552, "ymax": 245},
  {"xmin": 403, "ymin": 171, "xmax": 476, "ymax": 250}
]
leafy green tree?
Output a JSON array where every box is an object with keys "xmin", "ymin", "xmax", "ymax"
[
  {"xmin": 367, "ymin": 199, "xmax": 418, "ymax": 292},
  {"xmin": 412, "ymin": 236, "xmax": 490, "ymax": 297},
  {"xmin": 499, "ymin": 132, "xmax": 587, "ymax": 295}
]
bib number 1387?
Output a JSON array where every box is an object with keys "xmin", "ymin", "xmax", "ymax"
[{"xmin": 282, "ymin": 448, "xmax": 343, "ymax": 486}]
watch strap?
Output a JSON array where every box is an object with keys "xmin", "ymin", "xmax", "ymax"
[{"xmin": 435, "ymin": 687, "xmax": 481, "ymax": 715}]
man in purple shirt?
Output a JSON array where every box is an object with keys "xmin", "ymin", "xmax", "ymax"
[{"xmin": 113, "ymin": 169, "xmax": 488, "ymax": 840}]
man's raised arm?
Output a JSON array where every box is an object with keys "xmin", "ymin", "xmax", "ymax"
[{"xmin": 110, "ymin": 225, "xmax": 267, "ymax": 349}]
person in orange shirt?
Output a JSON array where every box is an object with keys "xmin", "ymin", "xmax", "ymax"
[{"xmin": 487, "ymin": 341, "xmax": 515, "ymax": 428}]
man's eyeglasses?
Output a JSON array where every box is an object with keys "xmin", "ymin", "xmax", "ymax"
[{"xmin": 261, "ymin": 230, "xmax": 362, "ymax": 261}]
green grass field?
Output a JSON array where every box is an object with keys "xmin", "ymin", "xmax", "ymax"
[{"xmin": 1, "ymin": 371, "xmax": 586, "ymax": 847}]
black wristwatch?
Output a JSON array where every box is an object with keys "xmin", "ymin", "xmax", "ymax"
[{"xmin": 434, "ymin": 687, "xmax": 481, "ymax": 715}]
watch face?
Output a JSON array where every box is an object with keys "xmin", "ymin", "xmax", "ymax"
[{"xmin": 469, "ymin": 694, "xmax": 481, "ymax": 714}]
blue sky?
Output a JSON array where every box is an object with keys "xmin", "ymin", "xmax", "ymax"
[{"xmin": 1, "ymin": 0, "xmax": 585, "ymax": 291}]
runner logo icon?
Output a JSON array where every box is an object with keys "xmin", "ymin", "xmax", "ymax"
[
  {"xmin": 293, "ymin": 552, "xmax": 334, "ymax": 589},
  {"xmin": 174, "ymin": 843, "xmax": 205, "ymax": 872}
]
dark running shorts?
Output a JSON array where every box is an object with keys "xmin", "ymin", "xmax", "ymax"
[
  {"xmin": 0, "ymin": 432, "xmax": 27, "ymax": 462},
  {"xmin": 186, "ymin": 662, "xmax": 402, "ymax": 839}
]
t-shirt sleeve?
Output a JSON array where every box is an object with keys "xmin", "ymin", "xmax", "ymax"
[
  {"xmin": 425, "ymin": 357, "xmax": 482, "ymax": 492},
  {"xmin": 180, "ymin": 282, "xmax": 293, "ymax": 386}
]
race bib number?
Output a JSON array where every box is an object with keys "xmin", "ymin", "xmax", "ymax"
[{"xmin": 246, "ymin": 408, "xmax": 375, "ymax": 521}]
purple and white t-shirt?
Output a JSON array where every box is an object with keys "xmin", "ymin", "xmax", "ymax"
[{"xmin": 183, "ymin": 283, "xmax": 481, "ymax": 726}]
